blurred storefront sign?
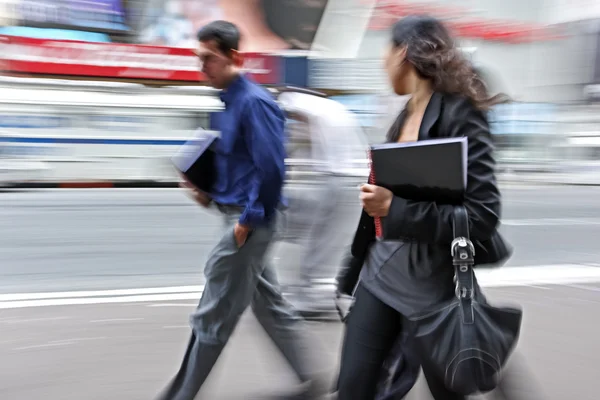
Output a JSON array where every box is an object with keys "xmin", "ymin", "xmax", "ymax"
[
  {"xmin": 10, "ymin": 0, "xmax": 129, "ymax": 33},
  {"xmin": 365, "ymin": 0, "xmax": 560, "ymax": 43},
  {"xmin": 309, "ymin": 58, "xmax": 388, "ymax": 92},
  {"xmin": 0, "ymin": 26, "xmax": 112, "ymax": 41},
  {"xmin": 0, "ymin": 35, "xmax": 282, "ymax": 83},
  {"xmin": 585, "ymin": 84, "xmax": 600, "ymax": 101},
  {"xmin": 584, "ymin": 24, "xmax": 600, "ymax": 101},
  {"xmin": 0, "ymin": 0, "xmax": 16, "ymax": 27},
  {"xmin": 133, "ymin": 0, "xmax": 329, "ymax": 52},
  {"xmin": 328, "ymin": 94, "xmax": 381, "ymax": 128},
  {"xmin": 545, "ymin": 0, "xmax": 600, "ymax": 25}
]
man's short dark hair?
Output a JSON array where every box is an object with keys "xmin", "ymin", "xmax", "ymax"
[{"xmin": 197, "ymin": 20, "xmax": 240, "ymax": 55}]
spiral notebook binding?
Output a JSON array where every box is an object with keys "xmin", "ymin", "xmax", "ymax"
[{"xmin": 368, "ymin": 149, "xmax": 383, "ymax": 239}]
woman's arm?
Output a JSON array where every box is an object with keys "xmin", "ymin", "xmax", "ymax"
[
  {"xmin": 381, "ymin": 98, "xmax": 501, "ymax": 243},
  {"xmin": 336, "ymin": 246, "xmax": 364, "ymax": 296}
]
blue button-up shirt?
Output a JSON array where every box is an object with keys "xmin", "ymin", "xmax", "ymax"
[{"xmin": 210, "ymin": 74, "xmax": 286, "ymax": 228}]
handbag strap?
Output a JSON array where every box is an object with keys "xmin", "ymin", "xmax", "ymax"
[{"xmin": 452, "ymin": 206, "xmax": 476, "ymax": 324}]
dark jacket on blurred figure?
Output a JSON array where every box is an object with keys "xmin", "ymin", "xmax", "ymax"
[{"xmin": 336, "ymin": 92, "xmax": 512, "ymax": 399}]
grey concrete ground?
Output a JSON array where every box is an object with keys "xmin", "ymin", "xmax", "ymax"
[
  {"xmin": 1, "ymin": 185, "xmax": 599, "ymax": 399},
  {"xmin": 497, "ymin": 161, "xmax": 600, "ymax": 185},
  {"xmin": 2, "ymin": 184, "xmax": 600, "ymax": 294},
  {"xmin": 0, "ymin": 283, "xmax": 598, "ymax": 400}
]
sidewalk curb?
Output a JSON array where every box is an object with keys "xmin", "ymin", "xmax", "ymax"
[
  {"xmin": 498, "ymin": 175, "xmax": 600, "ymax": 186},
  {"xmin": 7, "ymin": 181, "xmax": 180, "ymax": 189},
  {"xmin": 5, "ymin": 178, "xmax": 600, "ymax": 189}
]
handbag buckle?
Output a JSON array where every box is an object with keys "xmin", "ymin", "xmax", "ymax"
[
  {"xmin": 455, "ymin": 284, "xmax": 474, "ymax": 299},
  {"xmin": 451, "ymin": 237, "xmax": 475, "ymax": 265}
]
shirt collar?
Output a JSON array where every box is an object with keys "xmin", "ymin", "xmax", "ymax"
[{"xmin": 219, "ymin": 73, "xmax": 246, "ymax": 105}]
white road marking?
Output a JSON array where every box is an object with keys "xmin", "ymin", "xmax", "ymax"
[
  {"xmin": 0, "ymin": 316, "xmax": 71, "ymax": 324},
  {"xmin": 14, "ymin": 342, "xmax": 72, "ymax": 351},
  {"xmin": 148, "ymin": 303, "xmax": 197, "ymax": 307},
  {"xmin": 0, "ymin": 264, "xmax": 599, "ymax": 310},
  {"xmin": 476, "ymin": 264, "xmax": 600, "ymax": 287},
  {"xmin": 13, "ymin": 337, "xmax": 106, "ymax": 351},
  {"xmin": 567, "ymin": 297, "xmax": 600, "ymax": 305},
  {"xmin": 0, "ymin": 339, "xmax": 27, "ymax": 345},
  {"xmin": 49, "ymin": 337, "xmax": 107, "ymax": 344},
  {"xmin": 502, "ymin": 218, "xmax": 600, "ymax": 226},
  {"xmin": 89, "ymin": 318, "xmax": 144, "ymax": 323},
  {"xmin": 519, "ymin": 285, "xmax": 551, "ymax": 290},
  {"xmin": 0, "ymin": 286, "xmax": 203, "ymax": 302},
  {"xmin": 0, "ymin": 292, "xmax": 202, "ymax": 309},
  {"xmin": 565, "ymin": 284, "xmax": 600, "ymax": 292}
]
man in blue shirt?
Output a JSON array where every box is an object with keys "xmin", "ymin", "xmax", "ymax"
[{"xmin": 157, "ymin": 21, "xmax": 327, "ymax": 400}]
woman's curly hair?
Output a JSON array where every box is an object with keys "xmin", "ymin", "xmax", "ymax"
[{"xmin": 391, "ymin": 15, "xmax": 509, "ymax": 110}]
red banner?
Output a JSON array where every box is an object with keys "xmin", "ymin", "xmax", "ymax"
[
  {"xmin": 0, "ymin": 35, "xmax": 281, "ymax": 84},
  {"xmin": 367, "ymin": 1, "xmax": 560, "ymax": 43}
]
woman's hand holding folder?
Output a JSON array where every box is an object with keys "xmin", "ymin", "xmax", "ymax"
[{"xmin": 359, "ymin": 184, "xmax": 393, "ymax": 218}]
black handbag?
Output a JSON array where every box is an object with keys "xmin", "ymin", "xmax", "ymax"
[{"xmin": 405, "ymin": 206, "xmax": 523, "ymax": 396}]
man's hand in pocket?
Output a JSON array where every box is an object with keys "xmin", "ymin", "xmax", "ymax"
[{"xmin": 234, "ymin": 223, "xmax": 251, "ymax": 248}]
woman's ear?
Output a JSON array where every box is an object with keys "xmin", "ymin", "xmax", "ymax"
[{"xmin": 395, "ymin": 46, "xmax": 407, "ymax": 67}]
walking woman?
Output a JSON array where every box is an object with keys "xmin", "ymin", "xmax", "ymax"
[{"xmin": 335, "ymin": 15, "xmax": 517, "ymax": 400}]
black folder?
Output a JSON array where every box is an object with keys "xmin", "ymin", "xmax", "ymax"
[
  {"xmin": 171, "ymin": 130, "xmax": 218, "ymax": 193},
  {"xmin": 370, "ymin": 137, "xmax": 468, "ymax": 204},
  {"xmin": 354, "ymin": 137, "xmax": 468, "ymax": 246}
]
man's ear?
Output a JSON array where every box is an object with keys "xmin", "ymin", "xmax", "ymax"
[{"xmin": 230, "ymin": 49, "xmax": 244, "ymax": 68}]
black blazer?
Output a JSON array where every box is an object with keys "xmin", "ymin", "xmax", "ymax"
[{"xmin": 337, "ymin": 92, "xmax": 512, "ymax": 295}]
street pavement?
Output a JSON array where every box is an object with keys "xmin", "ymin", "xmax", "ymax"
[
  {"xmin": 2, "ymin": 184, "xmax": 600, "ymax": 294},
  {"xmin": 0, "ymin": 283, "xmax": 599, "ymax": 400},
  {"xmin": 1, "ymin": 184, "xmax": 600, "ymax": 399},
  {"xmin": 498, "ymin": 161, "xmax": 600, "ymax": 185}
]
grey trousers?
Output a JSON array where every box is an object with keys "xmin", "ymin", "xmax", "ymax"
[{"xmin": 157, "ymin": 210, "xmax": 317, "ymax": 400}]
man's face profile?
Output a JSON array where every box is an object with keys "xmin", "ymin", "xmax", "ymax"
[{"xmin": 196, "ymin": 40, "xmax": 232, "ymax": 89}]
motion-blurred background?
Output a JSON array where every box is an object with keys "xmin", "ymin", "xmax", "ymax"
[{"xmin": 1, "ymin": 1, "xmax": 600, "ymax": 399}]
